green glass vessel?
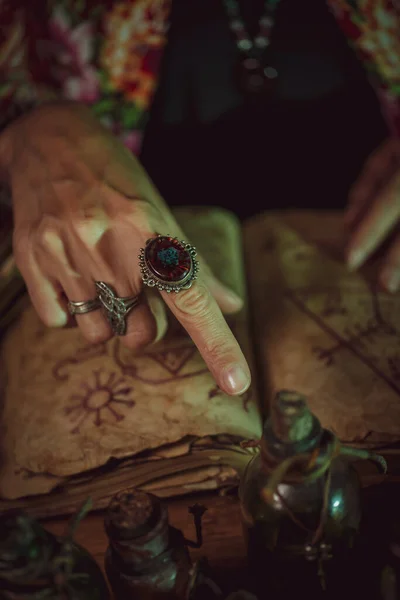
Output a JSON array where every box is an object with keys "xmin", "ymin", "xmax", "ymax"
[
  {"xmin": 239, "ymin": 390, "xmax": 362, "ymax": 599},
  {"xmin": 0, "ymin": 508, "xmax": 110, "ymax": 600}
]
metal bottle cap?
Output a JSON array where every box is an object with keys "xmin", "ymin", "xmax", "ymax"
[{"xmin": 104, "ymin": 489, "xmax": 163, "ymax": 542}]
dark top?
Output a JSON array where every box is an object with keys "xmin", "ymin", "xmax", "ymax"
[{"xmin": 141, "ymin": 0, "xmax": 388, "ymax": 219}]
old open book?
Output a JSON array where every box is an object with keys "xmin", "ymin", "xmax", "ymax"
[{"xmin": 1, "ymin": 207, "xmax": 399, "ymax": 518}]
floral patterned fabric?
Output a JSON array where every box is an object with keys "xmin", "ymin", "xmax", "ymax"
[
  {"xmin": 0, "ymin": 0, "xmax": 399, "ymax": 156},
  {"xmin": 0, "ymin": 0, "xmax": 172, "ymax": 153},
  {"xmin": 327, "ymin": 0, "xmax": 400, "ymax": 136}
]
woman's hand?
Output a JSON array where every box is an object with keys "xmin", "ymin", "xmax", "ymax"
[
  {"xmin": 345, "ymin": 138, "xmax": 400, "ymax": 291},
  {"xmin": 0, "ymin": 102, "xmax": 250, "ymax": 396}
]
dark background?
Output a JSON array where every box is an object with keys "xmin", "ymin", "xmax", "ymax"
[{"xmin": 141, "ymin": 0, "xmax": 388, "ymax": 220}]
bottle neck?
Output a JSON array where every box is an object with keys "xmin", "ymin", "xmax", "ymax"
[
  {"xmin": 262, "ymin": 412, "xmax": 322, "ymax": 461},
  {"xmin": 106, "ymin": 493, "xmax": 170, "ymax": 571}
]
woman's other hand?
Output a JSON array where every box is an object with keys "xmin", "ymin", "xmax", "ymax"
[
  {"xmin": 0, "ymin": 102, "xmax": 250, "ymax": 396},
  {"xmin": 345, "ymin": 138, "xmax": 400, "ymax": 291}
]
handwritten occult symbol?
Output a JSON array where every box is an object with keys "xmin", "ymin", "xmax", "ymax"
[
  {"xmin": 53, "ymin": 343, "xmax": 108, "ymax": 381},
  {"xmin": 148, "ymin": 347, "xmax": 198, "ymax": 376},
  {"xmin": 64, "ymin": 370, "xmax": 135, "ymax": 433},
  {"xmin": 285, "ymin": 286, "xmax": 400, "ymax": 396},
  {"xmin": 113, "ymin": 339, "xmax": 209, "ymax": 383}
]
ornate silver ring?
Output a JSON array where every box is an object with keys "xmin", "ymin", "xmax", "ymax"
[
  {"xmin": 95, "ymin": 282, "xmax": 140, "ymax": 336},
  {"xmin": 67, "ymin": 298, "xmax": 101, "ymax": 316},
  {"xmin": 139, "ymin": 234, "xmax": 199, "ymax": 293}
]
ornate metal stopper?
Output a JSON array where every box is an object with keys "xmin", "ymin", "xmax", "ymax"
[
  {"xmin": 105, "ymin": 490, "xmax": 161, "ymax": 540},
  {"xmin": 104, "ymin": 488, "xmax": 169, "ymax": 569}
]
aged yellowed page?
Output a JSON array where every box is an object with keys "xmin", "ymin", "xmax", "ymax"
[
  {"xmin": 0, "ymin": 207, "xmax": 261, "ymax": 514},
  {"xmin": 244, "ymin": 211, "xmax": 400, "ymax": 448}
]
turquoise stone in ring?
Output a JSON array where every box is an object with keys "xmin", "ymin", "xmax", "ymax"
[
  {"xmin": 157, "ymin": 246, "xmax": 179, "ymax": 268},
  {"xmin": 139, "ymin": 235, "xmax": 199, "ymax": 293}
]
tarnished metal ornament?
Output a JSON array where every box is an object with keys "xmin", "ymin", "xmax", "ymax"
[
  {"xmin": 139, "ymin": 235, "xmax": 199, "ymax": 293},
  {"xmin": 95, "ymin": 282, "xmax": 140, "ymax": 336}
]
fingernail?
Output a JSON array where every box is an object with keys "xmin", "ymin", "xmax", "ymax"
[
  {"xmin": 221, "ymin": 364, "xmax": 251, "ymax": 395},
  {"xmin": 52, "ymin": 308, "xmax": 68, "ymax": 327},
  {"xmin": 347, "ymin": 249, "xmax": 364, "ymax": 272},
  {"xmin": 147, "ymin": 294, "xmax": 168, "ymax": 343}
]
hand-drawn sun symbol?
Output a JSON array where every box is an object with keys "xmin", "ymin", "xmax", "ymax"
[{"xmin": 65, "ymin": 370, "xmax": 135, "ymax": 433}]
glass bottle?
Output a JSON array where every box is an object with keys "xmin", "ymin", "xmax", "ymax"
[
  {"xmin": 239, "ymin": 390, "xmax": 362, "ymax": 600},
  {"xmin": 104, "ymin": 488, "xmax": 193, "ymax": 599},
  {"xmin": 0, "ymin": 507, "xmax": 110, "ymax": 599}
]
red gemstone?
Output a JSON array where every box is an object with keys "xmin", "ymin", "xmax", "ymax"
[{"xmin": 145, "ymin": 236, "xmax": 192, "ymax": 283}]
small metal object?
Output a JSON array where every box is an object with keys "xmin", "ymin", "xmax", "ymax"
[
  {"xmin": 68, "ymin": 298, "xmax": 101, "ymax": 316},
  {"xmin": 104, "ymin": 488, "xmax": 195, "ymax": 600},
  {"xmin": 95, "ymin": 282, "xmax": 140, "ymax": 336},
  {"xmin": 139, "ymin": 234, "xmax": 199, "ymax": 293}
]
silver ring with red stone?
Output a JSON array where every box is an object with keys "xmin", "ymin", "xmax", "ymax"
[
  {"xmin": 139, "ymin": 234, "xmax": 199, "ymax": 293},
  {"xmin": 95, "ymin": 281, "xmax": 140, "ymax": 336}
]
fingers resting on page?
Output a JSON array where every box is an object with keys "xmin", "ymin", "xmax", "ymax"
[{"xmin": 345, "ymin": 138, "xmax": 400, "ymax": 292}]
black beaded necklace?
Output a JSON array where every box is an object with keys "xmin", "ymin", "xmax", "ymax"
[{"xmin": 222, "ymin": 0, "xmax": 280, "ymax": 96}]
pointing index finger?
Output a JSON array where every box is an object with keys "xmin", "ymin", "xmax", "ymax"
[{"xmin": 139, "ymin": 234, "xmax": 251, "ymax": 395}]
